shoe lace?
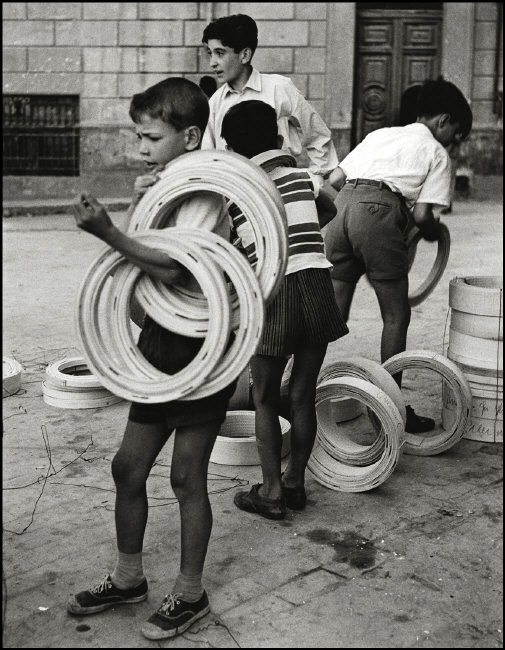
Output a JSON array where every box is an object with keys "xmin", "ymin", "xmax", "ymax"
[
  {"xmin": 91, "ymin": 575, "xmax": 112, "ymax": 595},
  {"xmin": 159, "ymin": 593, "xmax": 182, "ymax": 614}
]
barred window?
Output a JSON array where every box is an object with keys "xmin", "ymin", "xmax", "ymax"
[{"xmin": 3, "ymin": 95, "xmax": 80, "ymax": 176}]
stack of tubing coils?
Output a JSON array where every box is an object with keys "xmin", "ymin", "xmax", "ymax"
[
  {"xmin": 443, "ymin": 276, "xmax": 503, "ymax": 443},
  {"xmin": 3, "ymin": 357, "xmax": 23, "ymax": 397},
  {"xmin": 42, "ymin": 357, "xmax": 123, "ymax": 409},
  {"xmin": 406, "ymin": 222, "xmax": 451, "ymax": 307},
  {"xmin": 76, "ymin": 150, "xmax": 288, "ymax": 403},
  {"xmin": 308, "ymin": 353, "xmax": 472, "ymax": 492}
]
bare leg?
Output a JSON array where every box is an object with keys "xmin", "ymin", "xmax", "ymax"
[
  {"xmin": 171, "ymin": 421, "xmax": 221, "ymax": 576},
  {"xmin": 112, "ymin": 420, "xmax": 172, "ymax": 554},
  {"xmin": 282, "ymin": 343, "xmax": 328, "ymax": 488},
  {"xmin": 250, "ymin": 354, "xmax": 288, "ymax": 500},
  {"xmin": 368, "ymin": 276, "xmax": 410, "ymax": 387},
  {"xmin": 331, "ymin": 278, "xmax": 357, "ymax": 322}
]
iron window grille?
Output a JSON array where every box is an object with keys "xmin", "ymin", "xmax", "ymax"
[{"xmin": 3, "ymin": 95, "xmax": 80, "ymax": 176}]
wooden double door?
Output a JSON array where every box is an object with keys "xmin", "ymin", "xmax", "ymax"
[{"xmin": 353, "ymin": 3, "xmax": 443, "ymax": 145}]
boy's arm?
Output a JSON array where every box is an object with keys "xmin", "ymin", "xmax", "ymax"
[
  {"xmin": 73, "ymin": 193, "xmax": 184, "ymax": 285},
  {"xmin": 411, "ymin": 203, "xmax": 441, "ymax": 241},
  {"xmin": 315, "ymin": 190, "xmax": 337, "ymax": 228},
  {"xmin": 328, "ymin": 166, "xmax": 347, "ymax": 191},
  {"xmin": 287, "ymin": 83, "xmax": 339, "ymax": 176}
]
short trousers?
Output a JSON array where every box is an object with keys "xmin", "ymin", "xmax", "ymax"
[
  {"xmin": 256, "ymin": 267, "xmax": 348, "ymax": 357},
  {"xmin": 128, "ymin": 316, "xmax": 237, "ymax": 428},
  {"xmin": 325, "ymin": 181, "xmax": 412, "ymax": 282}
]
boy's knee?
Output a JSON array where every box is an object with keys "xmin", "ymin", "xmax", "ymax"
[{"xmin": 111, "ymin": 452, "xmax": 147, "ymax": 489}]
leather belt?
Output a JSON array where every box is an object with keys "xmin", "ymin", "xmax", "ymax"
[{"xmin": 346, "ymin": 178, "xmax": 394, "ymax": 193}]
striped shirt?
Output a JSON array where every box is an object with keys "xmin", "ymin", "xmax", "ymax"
[{"xmin": 229, "ymin": 154, "xmax": 332, "ymax": 276}]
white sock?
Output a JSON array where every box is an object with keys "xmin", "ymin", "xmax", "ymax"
[
  {"xmin": 111, "ymin": 551, "xmax": 145, "ymax": 589},
  {"xmin": 173, "ymin": 571, "xmax": 204, "ymax": 602}
]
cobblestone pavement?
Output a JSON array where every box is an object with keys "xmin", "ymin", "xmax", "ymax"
[{"xmin": 3, "ymin": 198, "xmax": 503, "ymax": 648}]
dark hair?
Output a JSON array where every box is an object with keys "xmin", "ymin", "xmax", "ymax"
[
  {"xmin": 199, "ymin": 75, "xmax": 218, "ymax": 98},
  {"xmin": 129, "ymin": 77, "xmax": 209, "ymax": 134},
  {"xmin": 417, "ymin": 79, "xmax": 473, "ymax": 140},
  {"xmin": 221, "ymin": 100, "xmax": 278, "ymax": 158},
  {"xmin": 202, "ymin": 14, "xmax": 258, "ymax": 54},
  {"xmin": 398, "ymin": 84, "xmax": 422, "ymax": 126}
]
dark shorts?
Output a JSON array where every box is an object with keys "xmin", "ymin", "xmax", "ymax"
[
  {"xmin": 128, "ymin": 316, "xmax": 237, "ymax": 428},
  {"xmin": 256, "ymin": 267, "xmax": 348, "ymax": 357},
  {"xmin": 325, "ymin": 182, "xmax": 412, "ymax": 282}
]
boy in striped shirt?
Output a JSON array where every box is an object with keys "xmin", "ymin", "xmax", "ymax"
[{"xmin": 221, "ymin": 100, "xmax": 348, "ymax": 520}]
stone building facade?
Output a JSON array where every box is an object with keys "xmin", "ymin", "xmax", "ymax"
[{"xmin": 2, "ymin": 2, "xmax": 503, "ymax": 200}]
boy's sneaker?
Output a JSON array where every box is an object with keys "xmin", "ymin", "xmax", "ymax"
[
  {"xmin": 141, "ymin": 591, "xmax": 210, "ymax": 640},
  {"xmin": 405, "ymin": 405, "xmax": 435, "ymax": 434},
  {"xmin": 66, "ymin": 574, "xmax": 148, "ymax": 616}
]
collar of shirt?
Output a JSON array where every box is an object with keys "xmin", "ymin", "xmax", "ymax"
[
  {"xmin": 223, "ymin": 67, "xmax": 262, "ymax": 96},
  {"xmin": 405, "ymin": 121, "xmax": 435, "ymax": 139}
]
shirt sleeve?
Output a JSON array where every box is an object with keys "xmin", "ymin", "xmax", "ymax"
[
  {"xmin": 305, "ymin": 170, "xmax": 324, "ymax": 198},
  {"xmin": 280, "ymin": 79, "xmax": 339, "ymax": 177},
  {"xmin": 174, "ymin": 192, "xmax": 229, "ymax": 239},
  {"xmin": 416, "ymin": 148, "xmax": 451, "ymax": 207}
]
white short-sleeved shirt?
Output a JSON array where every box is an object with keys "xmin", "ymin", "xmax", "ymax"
[
  {"xmin": 202, "ymin": 67, "xmax": 339, "ymax": 177},
  {"xmin": 339, "ymin": 123, "xmax": 451, "ymax": 209}
]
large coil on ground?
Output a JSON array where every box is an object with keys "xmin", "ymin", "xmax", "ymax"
[
  {"xmin": 383, "ymin": 350, "xmax": 472, "ymax": 455},
  {"xmin": 307, "ymin": 376, "xmax": 404, "ymax": 492},
  {"xmin": 406, "ymin": 223, "xmax": 451, "ymax": 307},
  {"xmin": 316, "ymin": 357, "xmax": 406, "ymax": 466},
  {"xmin": 127, "ymin": 149, "xmax": 289, "ymax": 305}
]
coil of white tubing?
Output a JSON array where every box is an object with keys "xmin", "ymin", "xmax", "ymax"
[
  {"xmin": 329, "ymin": 397, "xmax": 363, "ymax": 423},
  {"xmin": 448, "ymin": 329, "xmax": 503, "ymax": 371},
  {"xmin": 45, "ymin": 357, "xmax": 106, "ymax": 391},
  {"xmin": 449, "ymin": 276, "xmax": 503, "ymax": 316},
  {"xmin": 210, "ymin": 411, "xmax": 291, "ymax": 466},
  {"xmin": 442, "ymin": 405, "xmax": 503, "ymax": 444},
  {"xmin": 42, "ymin": 381, "xmax": 122, "ymax": 409},
  {"xmin": 450, "ymin": 309, "xmax": 503, "ymax": 340},
  {"xmin": 307, "ymin": 377, "xmax": 404, "ymax": 492},
  {"xmin": 317, "ymin": 357, "xmax": 406, "ymax": 465},
  {"xmin": 443, "ymin": 386, "xmax": 502, "ymax": 421},
  {"xmin": 382, "ymin": 350, "xmax": 472, "ymax": 455},
  {"xmin": 134, "ymin": 228, "xmax": 263, "ymax": 341},
  {"xmin": 228, "ymin": 366, "xmax": 252, "ymax": 410},
  {"xmin": 406, "ymin": 223, "xmax": 451, "ymax": 307},
  {"xmin": 127, "ymin": 149, "xmax": 288, "ymax": 304},
  {"xmin": 76, "ymin": 230, "xmax": 232, "ymax": 403},
  {"xmin": 3, "ymin": 357, "xmax": 23, "ymax": 397}
]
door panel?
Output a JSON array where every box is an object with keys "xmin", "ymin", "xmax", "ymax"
[{"xmin": 354, "ymin": 6, "xmax": 442, "ymax": 145}]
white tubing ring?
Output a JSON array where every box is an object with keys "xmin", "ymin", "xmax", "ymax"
[
  {"xmin": 406, "ymin": 223, "xmax": 450, "ymax": 307},
  {"xmin": 448, "ymin": 329, "xmax": 503, "ymax": 371},
  {"xmin": 42, "ymin": 381, "xmax": 122, "ymax": 409},
  {"xmin": 127, "ymin": 149, "xmax": 288, "ymax": 304},
  {"xmin": 449, "ymin": 276, "xmax": 503, "ymax": 316},
  {"xmin": 210, "ymin": 410, "xmax": 291, "ymax": 466},
  {"xmin": 3, "ymin": 357, "xmax": 23, "ymax": 397},
  {"xmin": 76, "ymin": 231, "xmax": 232, "ymax": 403},
  {"xmin": 307, "ymin": 377, "xmax": 404, "ymax": 492},
  {"xmin": 450, "ymin": 309, "xmax": 503, "ymax": 341},
  {"xmin": 45, "ymin": 357, "xmax": 106, "ymax": 391},
  {"xmin": 442, "ymin": 406, "xmax": 503, "ymax": 444},
  {"xmin": 382, "ymin": 350, "xmax": 472, "ymax": 456},
  {"xmin": 317, "ymin": 357, "xmax": 406, "ymax": 466}
]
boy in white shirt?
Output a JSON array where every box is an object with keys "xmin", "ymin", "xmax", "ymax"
[
  {"xmin": 325, "ymin": 78, "xmax": 472, "ymax": 433},
  {"xmin": 201, "ymin": 13, "xmax": 338, "ymax": 178}
]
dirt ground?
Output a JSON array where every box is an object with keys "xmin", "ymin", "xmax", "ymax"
[{"xmin": 2, "ymin": 197, "xmax": 503, "ymax": 648}]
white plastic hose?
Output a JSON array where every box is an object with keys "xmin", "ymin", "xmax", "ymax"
[
  {"xmin": 308, "ymin": 377, "xmax": 404, "ymax": 492},
  {"xmin": 382, "ymin": 350, "xmax": 472, "ymax": 455},
  {"xmin": 210, "ymin": 410, "xmax": 291, "ymax": 466},
  {"xmin": 406, "ymin": 223, "xmax": 450, "ymax": 306},
  {"xmin": 3, "ymin": 357, "xmax": 23, "ymax": 397}
]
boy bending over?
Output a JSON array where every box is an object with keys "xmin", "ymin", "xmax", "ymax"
[
  {"xmin": 325, "ymin": 78, "xmax": 473, "ymax": 433},
  {"xmin": 222, "ymin": 100, "xmax": 348, "ymax": 519},
  {"xmin": 67, "ymin": 78, "xmax": 235, "ymax": 641}
]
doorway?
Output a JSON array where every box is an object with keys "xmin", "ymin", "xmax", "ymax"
[{"xmin": 353, "ymin": 3, "xmax": 443, "ymax": 146}]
